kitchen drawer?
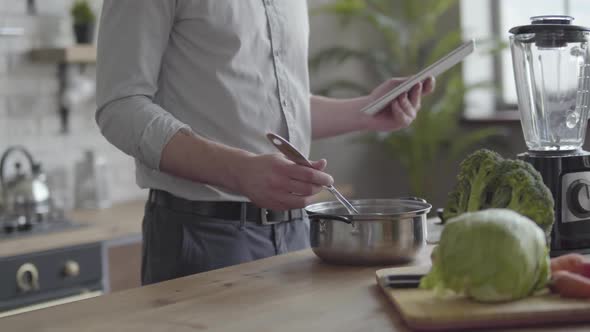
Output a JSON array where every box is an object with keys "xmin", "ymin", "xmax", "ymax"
[{"xmin": 0, "ymin": 242, "xmax": 103, "ymax": 311}]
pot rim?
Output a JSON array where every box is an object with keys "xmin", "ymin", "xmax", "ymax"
[{"xmin": 305, "ymin": 198, "xmax": 432, "ymax": 221}]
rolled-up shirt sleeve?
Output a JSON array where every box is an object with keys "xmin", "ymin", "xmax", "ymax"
[{"xmin": 96, "ymin": 0, "xmax": 190, "ymax": 171}]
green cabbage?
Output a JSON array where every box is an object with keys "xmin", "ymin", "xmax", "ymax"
[{"xmin": 420, "ymin": 209, "xmax": 550, "ymax": 302}]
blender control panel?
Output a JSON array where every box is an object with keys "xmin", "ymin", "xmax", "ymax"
[{"xmin": 562, "ymin": 172, "xmax": 590, "ymax": 223}]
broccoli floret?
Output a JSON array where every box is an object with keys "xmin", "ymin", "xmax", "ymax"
[
  {"xmin": 491, "ymin": 168, "xmax": 555, "ymax": 237},
  {"xmin": 484, "ymin": 159, "xmax": 539, "ymax": 208},
  {"xmin": 443, "ymin": 149, "xmax": 555, "ymax": 240},
  {"xmin": 443, "ymin": 149, "xmax": 502, "ymax": 221}
]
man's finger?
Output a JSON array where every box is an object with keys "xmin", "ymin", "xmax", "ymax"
[
  {"xmin": 392, "ymin": 100, "xmax": 414, "ymax": 128},
  {"xmin": 310, "ymin": 159, "xmax": 327, "ymax": 171},
  {"xmin": 409, "ymin": 83, "xmax": 422, "ymax": 108},
  {"xmin": 397, "ymin": 94, "xmax": 416, "ymax": 119},
  {"xmin": 283, "ymin": 164, "xmax": 334, "ymax": 186},
  {"xmin": 286, "ymin": 178, "xmax": 323, "ymax": 196},
  {"xmin": 423, "ymin": 76, "xmax": 436, "ymax": 95},
  {"xmin": 275, "ymin": 192, "xmax": 311, "ymax": 209}
]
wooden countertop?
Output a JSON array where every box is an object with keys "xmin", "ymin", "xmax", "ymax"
[
  {"xmin": 2, "ymin": 247, "xmax": 588, "ymax": 332},
  {"xmin": 0, "ymin": 248, "xmax": 427, "ymax": 331},
  {"xmin": 0, "ymin": 200, "xmax": 145, "ymax": 257}
]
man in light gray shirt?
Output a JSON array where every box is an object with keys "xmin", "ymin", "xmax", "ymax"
[{"xmin": 96, "ymin": 0, "xmax": 434, "ymax": 284}]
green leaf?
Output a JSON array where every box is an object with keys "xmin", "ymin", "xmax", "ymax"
[
  {"xmin": 309, "ymin": 47, "xmax": 373, "ymax": 72},
  {"xmin": 71, "ymin": 0, "xmax": 96, "ymax": 24},
  {"xmin": 308, "ymin": 0, "xmax": 503, "ymax": 199},
  {"xmin": 311, "ymin": 0, "xmax": 366, "ymax": 17}
]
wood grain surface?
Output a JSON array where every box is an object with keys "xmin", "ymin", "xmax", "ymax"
[
  {"xmin": 29, "ymin": 46, "xmax": 97, "ymax": 63},
  {"xmin": 377, "ymin": 266, "xmax": 590, "ymax": 331},
  {"xmin": 2, "ymin": 247, "xmax": 590, "ymax": 332}
]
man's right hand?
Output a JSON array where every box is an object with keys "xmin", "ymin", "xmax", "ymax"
[
  {"xmin": 160, "ymin": 130, "xmax": 333, "ymax": 211},
  {"xmin": 232, "ymin": 154, "xmax": 334, "ymax": 210}
]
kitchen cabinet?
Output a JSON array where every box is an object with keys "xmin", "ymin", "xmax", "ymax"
[
  {"xmin": 0, "ymin": 200, "xmax": 145, "ymax": 317},
  {"xmin": 68, "ymin": 200, "xmax": 144, "ymax": 293},
  {"xmin": 0, "ymin": 242, "xmax": 103, "ymax": 317},
  {"xmin": 104, "ymin": 236, "xmax": 142, "ymax": 293}
]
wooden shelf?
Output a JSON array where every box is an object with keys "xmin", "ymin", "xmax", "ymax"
[
  {"xmin": 28, "ymin": 46, "xmax": 97, "ymax": 133},
  {"xmin": 29, "ymin": 45, "xmax": 96, "ymax": 64}
]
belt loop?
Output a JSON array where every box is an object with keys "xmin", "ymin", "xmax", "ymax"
[{"xmin": 239, "ymin": 202, "xmax": 247, "ymax": 229}]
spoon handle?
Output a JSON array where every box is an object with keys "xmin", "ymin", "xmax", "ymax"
[
  {"xmin": 266, "ymin": 133, "xmax": 313, "ymax": 167},
  {"xmin": 266, "ymin": 133, "xmax": 359, "ymax": 215},
  {"xmin": 325, "ymin": 185, "xmax": 360, "ymax": 215}
]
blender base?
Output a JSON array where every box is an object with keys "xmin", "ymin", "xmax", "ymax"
[{"xmin": 519, "ymin": 150, "xmax": 590, "ymax": 256}]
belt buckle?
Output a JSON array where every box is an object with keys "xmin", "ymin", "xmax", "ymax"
[{"xmin": 259, "ymin": 208, "xmax": 284, "ymax": 225}]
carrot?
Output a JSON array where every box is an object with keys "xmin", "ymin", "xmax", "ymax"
[
  {"xmin": 550, "ymin": 270, "xmax": 590, "ymax": 298},
  {"xmin": 550, "ymin": 254, "xmax": 590, "ymax": 278}
]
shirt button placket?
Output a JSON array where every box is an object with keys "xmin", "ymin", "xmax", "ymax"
[{"xmin": 264, "ymin": 0, "xmax": 297, "ymax": 145}]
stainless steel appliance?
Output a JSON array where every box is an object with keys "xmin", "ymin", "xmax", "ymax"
[
  {"xmin": 509, "ymin": 15, "xmax": 590, "ymax": 255},
  {"xmin": 0, "ymin": 146, "xmax": 79, "ymax": 237},
  {"xmin": 305, "ymin": 198, "xmax": 432, "ymax": 265}
]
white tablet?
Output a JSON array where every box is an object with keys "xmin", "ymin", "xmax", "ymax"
[{"xmin": 361, "ymin": 39, "xmax": 476, "ymax": 116}]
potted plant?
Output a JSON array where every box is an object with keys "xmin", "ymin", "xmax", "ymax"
[
  {"xmin": 70, "ymin": 0, "xmax": 96, "ymax": 44},
  {"xmin": 310, "ymin": 0, "xmax": 506, "ymax": 200}
]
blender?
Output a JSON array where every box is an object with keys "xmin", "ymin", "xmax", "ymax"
[{"xmin": 510, "ymin": 15, "xmax": 590, "ymax": 256}]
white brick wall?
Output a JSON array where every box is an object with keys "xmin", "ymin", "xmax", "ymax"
[{"xmin": 0, "ymin": 0, "xmax": 146, "ymax": 210}]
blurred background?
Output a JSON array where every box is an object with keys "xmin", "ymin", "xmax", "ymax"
[{"xmin": 0, "ymin": 0, "xmax": 589, "ymax": 211}]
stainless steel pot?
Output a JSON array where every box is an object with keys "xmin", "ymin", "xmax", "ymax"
[{"xmin": 305, "ymin": 198, "xmax": 432, "ymax": 265}]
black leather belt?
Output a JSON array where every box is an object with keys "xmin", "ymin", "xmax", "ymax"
[{"xmin": 148, "ymin": 189, "xmax": 303, "ymax": 225}]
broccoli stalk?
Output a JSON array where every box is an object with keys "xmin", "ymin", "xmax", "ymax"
[{"xmin": 464, "ymin": 152, "xmax": 502, "ymax": 211}]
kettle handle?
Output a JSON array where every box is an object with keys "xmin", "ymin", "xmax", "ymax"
[{"xmin": 0, "ymin": 146, "xmax": 37, "ymax": 188}]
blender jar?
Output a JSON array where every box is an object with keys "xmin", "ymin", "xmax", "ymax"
[{"xmin": 510, "ymin": 16, "xmax": 590, "ymax": 151}]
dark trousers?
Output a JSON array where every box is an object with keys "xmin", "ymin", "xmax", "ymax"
[{"xmin": 141, "ymin": 199, "xmax": 310, "ymax": 285}]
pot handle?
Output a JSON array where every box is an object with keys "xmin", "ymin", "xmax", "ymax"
[{"xmin": 307, "ymin": 213, "xmax": 352, "ymax": 224}]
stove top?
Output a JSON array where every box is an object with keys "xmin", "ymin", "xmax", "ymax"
[{"xmin": 0, "ymin": 211, "xmax": 84, "ymax": 239}]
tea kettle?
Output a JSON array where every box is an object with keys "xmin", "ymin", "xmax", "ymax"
[{"xmin": 0, "ymin": 146, "xmax": 52, "ymax": 221}]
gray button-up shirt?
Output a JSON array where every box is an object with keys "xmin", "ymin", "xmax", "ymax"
[{"xmin": 96, "ymin": 0, "xmax": 312, "ymax": 201}]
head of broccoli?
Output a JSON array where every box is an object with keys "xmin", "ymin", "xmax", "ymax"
[
  {"xmin": 443, "ymin": 149, "xmax": 503, "ymax": 220},
  {"xmin": 443, "ymin": 149, "xmax": 555, "ymax": 239}
]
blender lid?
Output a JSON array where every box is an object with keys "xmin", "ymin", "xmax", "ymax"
[{"xmin": 509, "ymin": 15, "xmax": 590, "ymax": 35}]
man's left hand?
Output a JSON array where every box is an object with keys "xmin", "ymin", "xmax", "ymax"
[{"xmin": 361, "ymin": 77, "xmax": 435, "ymax": 132}]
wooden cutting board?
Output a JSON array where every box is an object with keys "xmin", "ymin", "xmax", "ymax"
[{"xmin": 376, "ymin": 265, "xmax": 590, "ymax": 331}]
